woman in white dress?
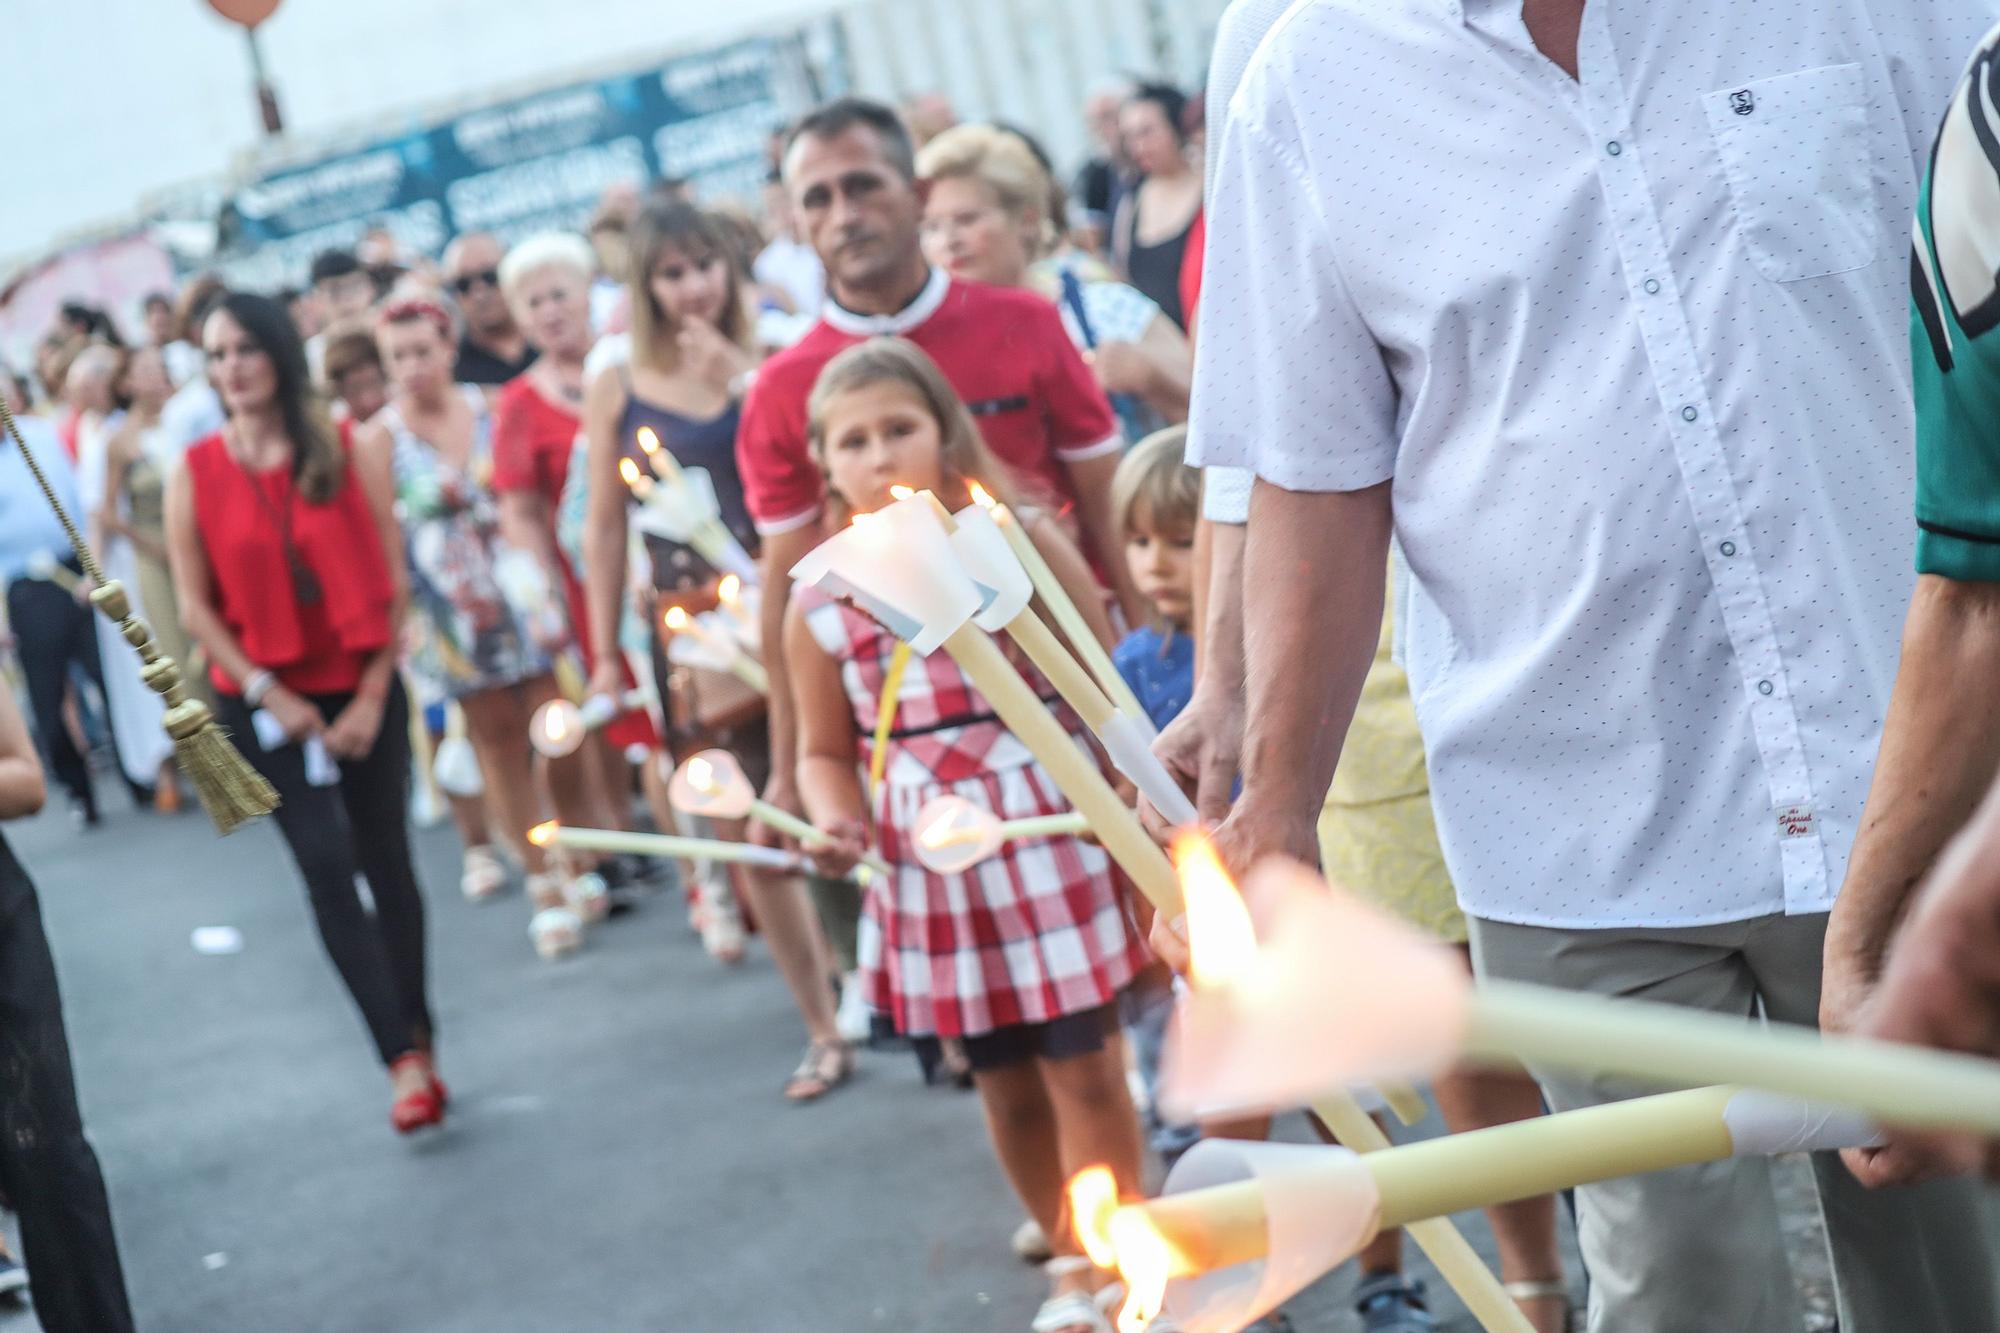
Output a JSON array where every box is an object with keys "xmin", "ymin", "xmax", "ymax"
[{"xmin": 70, "ymin": 344, "xmax": 175, "ymax": 806}]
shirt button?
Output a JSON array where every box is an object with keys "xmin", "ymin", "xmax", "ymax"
[
  {"xmin": 1643, "ymin": 278, "xmax": 1661, "ymax": 295},
  {"xmin": 1606, "ymin": 140, "xmax": 1623, "ymax": 156},
  {"xmin": 1720, "ymin": 541, "xmax": 1737, "ymax": 557},
  {"xmin": 1757, "ymin": 679, "xmax": 1775, "ymax": 696},
  {"xmin": 1681, "ymin": 405, "xmax": 1699, "ymax": 422}
]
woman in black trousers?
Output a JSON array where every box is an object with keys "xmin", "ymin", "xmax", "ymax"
[{"xmin": 0, "ymin": 666, "xmax": 136, "ymax": 1332}]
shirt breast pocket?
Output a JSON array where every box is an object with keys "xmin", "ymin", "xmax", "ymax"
[{"xmin": 1704, "ymin": 62, "xmax": 1880, "ymax": 282}]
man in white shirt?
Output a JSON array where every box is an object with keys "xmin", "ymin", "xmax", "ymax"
[{"xmin": 1184, "ymin": 2, "xmax": 2000, "ymax": 1329}]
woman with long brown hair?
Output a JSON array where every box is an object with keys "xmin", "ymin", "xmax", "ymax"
[
  {"xmin": 582, "ymin": 202, "xmax": 849, "ymax": 1098},
  {"xmin": 165, "ymin": 292, "xmax": 444, "ymax": 1134}
]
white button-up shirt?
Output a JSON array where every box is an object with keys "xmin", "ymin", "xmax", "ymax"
[{"xmin": 1191, "ymin": 0, "xmax": 1997, "ymax": 928}]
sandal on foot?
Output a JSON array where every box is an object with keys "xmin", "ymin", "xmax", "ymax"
[
  {"xmin": 460, "ymin": 845, "xmax": 507, "ymax": 902},
  {"xmin": 527, "ymin": 873, "xmax": 584, "ymax": 959},
  {"xmin": 783, "ymin": 1040, "xmax": 853, "ymax": 1102},
  {"xmin": 696, "ymin": 880, "xmax": 746, "ymax": 963},
  {"xmin": 1034, "ymin": 1257, "xmax": 1112, "ymax": 1333},
  {"xmin": 1503, "ymin": 1279, "xmax": 1574, "ymax": 1333},
  {"xmin": 565, "ymin": 871, "xmax": 611, "ymax": 925},
  {"xmin": 1355, "ymin": 1273, "xmax": 1432, "ymax": 1331}
]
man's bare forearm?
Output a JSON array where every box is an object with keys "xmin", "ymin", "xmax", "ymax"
[
  {"xmin": 1830, "ymin": 576, "xmax": 2000, "ymax": 976},
  {"xmin": 1196, "ymin": 519, "xmax": 1247, "ymax": 695},
  {"xmin": 1237, "ymin": 479, "xmax": 1392, "ymax": 826}
]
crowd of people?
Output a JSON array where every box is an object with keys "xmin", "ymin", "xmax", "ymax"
[{"xmin": 8, "ymin": 2, "xmax": 2000, "ymax": 1330}]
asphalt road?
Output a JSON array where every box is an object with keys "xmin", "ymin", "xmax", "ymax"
[{"xmin": 0, "ymin": 788, "xmax": 1876, "ymax": 1332}]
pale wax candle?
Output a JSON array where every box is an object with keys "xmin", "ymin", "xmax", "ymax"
[
  {"xmin": 913, "ymin": 795, "xmax": 1090, "ymax": 874},
  {"xmin": 529, "ymin": 821, "xmax": 811, "ymax": 874},
  {"xmin": 668, "ymin": 751, "xmax": 892, "ymax": 880},
  {"xmin": 1165, "ymin": 856, "xmax": 2000, "ymax": 1137},
  {"xmin": 662, "ymin": 606, "xmax": 769, "ymax": 694},
  {"xmin": 969, "ymin": 482, "xmax": 1155, "ymax": 737}
]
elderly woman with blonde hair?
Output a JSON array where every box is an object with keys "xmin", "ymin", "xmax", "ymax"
[{"xmin": 918, "ymin": 122, "xmax": 1191, "ymax": 438}]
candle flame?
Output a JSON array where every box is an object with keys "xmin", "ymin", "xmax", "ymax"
[
  {"xmin": 717, "ymin": 574, "xmax": 741, "ymax": 606},
  {"xmin": 636, "ymin": 426, "xmax": 660, "ymax": 457},
  {"xmin": 618, "ymin": 457, "xmax": 643, "ymax": 487},
  {"xmin": 1107, "ymin": 1208, "xmax": 1177, "ymax": 1332},
  {"xmin": 686, "ymin": 755, "xmax": 716, "ymax": 794},
  {"xmin": 663, "ymin": 605, "xmax": 692, "ymax": 632},
  {"xmin": 889, "ymin": 484, "xmax": 915, "ymax": 501},
  {"xmin": 967, "ymin": 480, "xmax": 997, "ymax": 510},
  {"xmin": 1068, "ymin": 1167, "xmax": 1178, "ymax": 1333},
  {"xmin": 918, "ymin": 802, "xmax": 978, "ymax": 851},
  {"xmin": 1067, "ymin": 1167, "xmax": 1119, "ymax": 1269},
  {"xmin": 543, "ymin": 708, "xmax": 569, "ymax": 743},
  {"xmin": 1173, "ymin": 831, "xmax": 1259, "ymax": 991},
  {"xmin": 527, "ymin": 821, "xmax": 559, "ymax": 848}
]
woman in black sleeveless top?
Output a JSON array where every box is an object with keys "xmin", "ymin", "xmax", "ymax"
[{"xmin": 1112, "ymin": 82, "xmax": 1203, "ymax": 331}]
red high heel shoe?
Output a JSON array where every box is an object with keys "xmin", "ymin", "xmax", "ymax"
[{"xmin": 390, "ymin": 1054, "xmax": 445, "ymax": 1134}]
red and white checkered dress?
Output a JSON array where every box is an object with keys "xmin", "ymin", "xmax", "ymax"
[{"xmin": 801, "ymin": 589, "xmax": 1146, "ymax": 1041}]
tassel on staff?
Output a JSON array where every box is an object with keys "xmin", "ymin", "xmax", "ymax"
[{"xmin": 0, "ymin": 397, "xmax": 279, "ymax": 833}]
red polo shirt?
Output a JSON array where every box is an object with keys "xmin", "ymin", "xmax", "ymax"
[{"xmin": 736, "ymin": 271, "xmax": 1120, "ymax": 534}]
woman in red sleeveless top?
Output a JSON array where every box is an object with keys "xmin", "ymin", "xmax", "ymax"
[{"xmin": 165, "ymin": 293, "xmax": 444, "ymax": 1135}]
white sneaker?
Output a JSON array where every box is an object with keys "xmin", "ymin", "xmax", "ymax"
[
  {"xmin": 697, "ymin": 880, "xmax": 746, "ymax": 964},
  {"xmin": 835, "ymin": 971, "xmax": 873, "ymax": 1044}
]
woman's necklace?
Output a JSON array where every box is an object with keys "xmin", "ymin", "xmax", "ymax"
[{"xmin": 229, "ymin": 422, "xmax": 323, "ymax": 607}]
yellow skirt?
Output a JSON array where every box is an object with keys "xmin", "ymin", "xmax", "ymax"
[{"xmin": 1317, "ymin": 791, "xmax": 1466, "ymax": 945}]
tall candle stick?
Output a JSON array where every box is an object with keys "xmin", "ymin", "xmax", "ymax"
[
  {"xmin": 629, "ymin": 432, "xmax": 761, "ymax": 584},
  {"xmin": 1165, "ymin": 856, "xmax": 2000, "ymax": 1137},
  {"xmin": 530, "ymin": 821, "xmax": 813, "ymax": 874},
  {"xmin": 969, "ymin": 482, "xmax": 1154, "ymax": 736},
  {"xmin": 1085, "ymin": 1085, "xmax": 1871, "ymax": 1332},
  {"xmin": 669, "ymin": 751, "xmax": 892, "ymax": 880}
]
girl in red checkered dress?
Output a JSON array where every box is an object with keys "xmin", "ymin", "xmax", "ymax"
[{"xmin": 788, "ymin": 339, "xmax": 1147, "ymax": 1332}]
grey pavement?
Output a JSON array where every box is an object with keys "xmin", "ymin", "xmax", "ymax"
[{"xmin": 0, "ymin": 794, "xmax": 1874, "ymax": 1332}]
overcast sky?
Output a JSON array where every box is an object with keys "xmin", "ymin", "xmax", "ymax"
[{"xmin": 9, "ymin": 0, "xmax": 835, "ymax": 261}]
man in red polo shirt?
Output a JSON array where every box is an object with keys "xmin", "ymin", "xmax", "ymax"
[{"xmin": 741, "ymin": 97, "xmax": 1138, "ymax": 824}]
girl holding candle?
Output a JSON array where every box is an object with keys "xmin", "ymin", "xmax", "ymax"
[
  {"xmin": 371, "ymin": 297, "xmax": 603, "ymax": 957},
  {"xmin": 165, "ymin": 293, "xmax": 444, "ymax": 1134},
  {"xmin": 580, "ymin": 205, "xmax": 831, "ymax": 997},
  {"xmin": 789, "ymin": 338, "xmax": 1147, "ymax": 1330}
]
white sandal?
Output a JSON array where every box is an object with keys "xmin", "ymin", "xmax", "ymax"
[
  {"xmin": 565, "ymin": 871, "xmax": 611, "ymax": 926},
  {"xmin": 1033, "ymin": 1257, "xmax": 1113, "ymax": 1333},
  {"xmin": 527, "ymin": 873, "xmax": 584, "ymax": 959},
  {"xmin": 695, "ymin": 879, "xmax": 745, "ymax": 963},
  {"xmin": 459, "ymin": 845, "xmax": 507, "ymax": 902}
]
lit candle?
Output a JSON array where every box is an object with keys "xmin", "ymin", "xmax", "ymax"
[
  {"xmin": 1075, "ymin": 1086, "xmax": 1873, "ymax": 1333},
  {"xmin": 913, "ymin": 795, "xmax": 1090, "ymax": 874},
  {"xmin": 529, "ymin": 689, "xmax": 651, "ymax": 759},
  {"xmin": 635, "ymin": 425, "xmax": 686, "ymax": 485},
  {"xmin": 1164, "ymin": 855, "xmax": 2000, "ymax": 1139},
  {"xmin": 968, "ymin": 482, "xmax": 1155, "ymax": 737},
  {"xmin": 528, "ymin": 820, "xmax": 814, "ymax": 874},
  {"xmin": 617, "ymin": 455, "xmax": 655, "ymax": 502},
  {"xmin": 662, "ymin": 606, "xmax": 769, "ymax": 693},
  {"xmin": 668, "ymin": 751, "xmax": 892, "ymax": 880}
]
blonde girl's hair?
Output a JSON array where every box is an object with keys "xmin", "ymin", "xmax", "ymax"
[
  {"xmin": 626, "ymin": 201, "xmax": 754, "ymax": 374},
  {"xmin": 805, "ymin": 337, "xmax": 1042, "ymax": 523},
  {"xmin": 1112, "ymin": 425, "xmax": 1198, "ymax": 541},
  {"xmin": 915, "ymin": 123, "xmax": 1060, "ymax": 260}
]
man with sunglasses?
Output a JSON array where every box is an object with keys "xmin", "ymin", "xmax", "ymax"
[{"xmin": 445, "ymin": 232, "xmax": 536, "ymax": 386}]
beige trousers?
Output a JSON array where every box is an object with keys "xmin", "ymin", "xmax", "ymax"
[{"xmin": 1469, "ymin": 910, "xmax": 1998, "ymax": 1333}]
